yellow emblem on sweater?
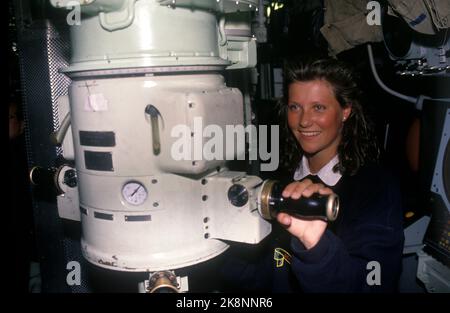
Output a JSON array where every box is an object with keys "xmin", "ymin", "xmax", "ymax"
[{"xmin": 274, "ymin": 248, "xmax": 292, "ymax": 268}]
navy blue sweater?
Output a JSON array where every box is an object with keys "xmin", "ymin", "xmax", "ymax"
[{"xmin": 219, "ymin": 164, "xmax": 405, "ymax": 293}]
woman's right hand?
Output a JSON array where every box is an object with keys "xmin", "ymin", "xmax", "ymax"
[{"xmin": 277, "ymin": 179, "xmax": 332, "ymax": 249}]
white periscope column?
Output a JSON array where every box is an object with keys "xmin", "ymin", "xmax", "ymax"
[
  {"xmin": 70, "ymin": 74, "xmax": 245, "ymax": 271},
  {"xmin": 52, "ymin": 0, "xmax": 270, "ymax": 272}
]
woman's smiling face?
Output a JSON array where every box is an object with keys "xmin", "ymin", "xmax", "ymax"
[{"xmin": 287, "ymin": 79, "xmax": 351, "ymax": 163}]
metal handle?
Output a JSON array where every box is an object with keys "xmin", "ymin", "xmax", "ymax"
[
  {"xmin": 99, "ymin": 0, "xmax": 137, "ymax": 31},
  {"xmin": 145, "ymin": 104, "xmax": 163, "ymax": 156},
  {"xmin": 50, "ymin": 111, "xmax": 71, "ymax": 146},
  {"xmin": 218, "ymin": 16, "xmax": 227, "ymax": 46}
]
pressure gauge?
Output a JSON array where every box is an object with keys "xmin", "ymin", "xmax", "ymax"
[{"xmin": 122, "ymin": 181, "xmax": 148, "ymax": 205}]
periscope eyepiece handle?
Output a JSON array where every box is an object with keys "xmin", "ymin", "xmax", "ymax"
[{"xmin": 259, "ymin": 180, "xmax": 339, "ymax": 222}]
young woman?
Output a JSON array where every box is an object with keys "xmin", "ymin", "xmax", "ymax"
[{"xmin": 220, "ymin": 58, "xmax": 404, "ymax": 293}]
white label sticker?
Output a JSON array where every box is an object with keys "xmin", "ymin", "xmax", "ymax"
[{"xmin": 85, "ymin": 94, "xmax": 108, "ymax": 111}]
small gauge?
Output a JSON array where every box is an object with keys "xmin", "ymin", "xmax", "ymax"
[
  {"xmin": 122, "ymin": 181, "xmax": 148, "ymax": 206},
  {"xmin": 227, "ymin": 184, "xmax": 249, "ymax": 207}
]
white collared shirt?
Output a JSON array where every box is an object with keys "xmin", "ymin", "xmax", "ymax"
[{"xmin": 293, "ymin": 154, "xmax": 342, "ymax": 186}]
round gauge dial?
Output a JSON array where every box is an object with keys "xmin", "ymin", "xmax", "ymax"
[
  {"xmin": 227, "ymin": 184, "xmax": 249, "ymax": 207},
  {"xmin": 122, "ymin": 182, "xmax": 148, "ymax": 205}
]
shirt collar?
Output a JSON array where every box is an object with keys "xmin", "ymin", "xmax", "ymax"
[{"xmin": 293, "ymin": 154, "xmax": 342, "ymax": 186}]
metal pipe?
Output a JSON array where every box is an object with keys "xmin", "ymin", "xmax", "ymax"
[{"xmin": 367, "ymin": 44, "xmax": 417, "ymax": 104}]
